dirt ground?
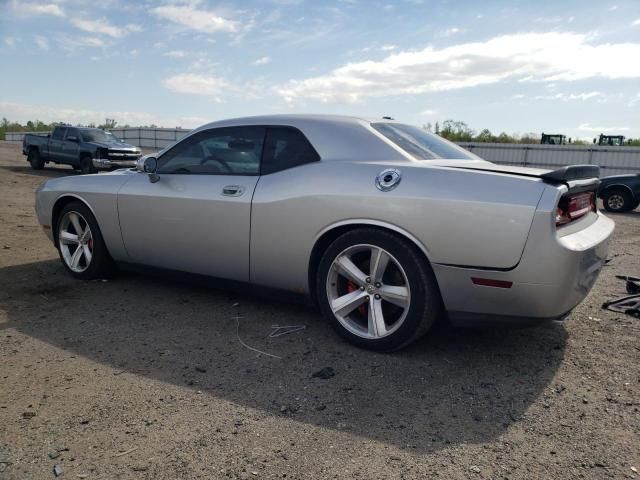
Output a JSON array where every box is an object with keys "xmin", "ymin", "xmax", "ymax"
[{"xmin": 0, "ymin": 141, "xmax": 638, "ymax": 480}]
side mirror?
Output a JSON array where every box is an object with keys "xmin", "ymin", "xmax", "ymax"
[
  {"xmin": 67, "ymin": 135, "xmax": 78, "ymax": 143},
  {"xmin": 137, "ymin": 156, "xmax": 160, "ymax": 183}
]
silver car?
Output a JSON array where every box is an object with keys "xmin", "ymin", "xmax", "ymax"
[{"xmin": 35, "ymin": 115, "xmax": 614, "ymax": 351}]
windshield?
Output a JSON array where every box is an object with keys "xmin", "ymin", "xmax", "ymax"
[
  {"xmin": 80, "ymin": 129, "xmax": 121, "ymax": 144},
  {"xmin": 371, "ymin": 123, "xmax": 478, "ymax": 160}
]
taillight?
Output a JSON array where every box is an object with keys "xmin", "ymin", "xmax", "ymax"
[{"xmin": 556, "ymin": 192, "xmax": 595, "ymax": 226}]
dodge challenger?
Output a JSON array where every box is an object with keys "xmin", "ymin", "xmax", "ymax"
[{"xmin": 35, "ymin": 115, "xmax": 614, "ymax": 351}]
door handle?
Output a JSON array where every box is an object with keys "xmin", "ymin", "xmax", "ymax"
[{"xmin": 222, "ymin": 185, "xmax": 245, "ymax": 197}]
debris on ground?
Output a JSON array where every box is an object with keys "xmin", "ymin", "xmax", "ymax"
[
  {"xmin": 22, "ymin": 411, "xmax": 36, "ymax": 419},
  {"xmin": 602, "ymin": 275, "xmax": 640, "ymax": 317},
  {"xmin": 602, "ymin": 294, "xmax": 640, "ymax": 317},
  {"xmin": 616, "ymin": 275, "xmax": 640, "ymax": 294},
  {"xmin": 234, "ymin": 312, "xmax": 282, "ymax": 359},
  {"xmin": 114, "ymin": 446, "xmax": 138, "ymax": 457},
  {"xmin": 312, "ymin": 367, "xmax": 335, "ymax": 379},
  {"xmin": 53, "ymin": 464, "xmax": 63, "ymax": 477},
  {"xmin": 269, "ymin": 324, "xmax": 306, "ymax": 337}
]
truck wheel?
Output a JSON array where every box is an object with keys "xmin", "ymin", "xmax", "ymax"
[
  {"xmin": 28, "ymin": 149, "xmax": 44, "ymax": 170},
  {"xmin": 602, "ymin": 189, "xmax": 633, "ymax": 213},
  {"xmin": 316, "ymin": 228, "xmax": 442, "ymax": 351},
  {"xmin": 79, "ymin": 155, "xmax": 97, "ymax": 175}
]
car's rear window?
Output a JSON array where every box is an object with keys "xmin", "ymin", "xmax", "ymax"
[{"xmin": 371, "ymin": 122, "xmax": 477, "ymax": 160}]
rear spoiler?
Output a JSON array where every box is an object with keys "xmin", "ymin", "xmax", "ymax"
[{"xmin": 540, "ymin": 165, "xmax": 600, "ymax": 183}]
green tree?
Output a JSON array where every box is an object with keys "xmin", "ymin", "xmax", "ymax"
[{"xmin": 99, "ymin": 118, "xmax": 118, "ymax": 129}]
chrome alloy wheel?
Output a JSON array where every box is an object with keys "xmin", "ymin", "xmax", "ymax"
[
  {"xmin": 58, "ymin": 211, "xmax": 93, "ymax": 273},
  {"xmin": 607, "ymin": 194, "xmax": 625, "ymax": 210},
  {"xmin": 326, "ymin": 244, "xmax": 411, "ymax": 339}
]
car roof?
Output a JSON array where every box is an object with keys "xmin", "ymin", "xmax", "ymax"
[
  {"xmin": 187, "ymin": 114, "xmax": 406, "ymax": 162},
  {"xmin": 198, "ymin": 114, "xmax": 382, "ymax": 130}
]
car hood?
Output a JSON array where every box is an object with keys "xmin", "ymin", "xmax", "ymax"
[{"xmin": 86, "ymin": 141, "xmax": 140, "ymax": 151}]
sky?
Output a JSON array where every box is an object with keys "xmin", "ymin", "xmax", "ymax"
[{"xmin": 0, "ymin": 0, "xmax": 639, "ymax": 140}]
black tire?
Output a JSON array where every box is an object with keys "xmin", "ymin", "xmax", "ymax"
[
  {"xmin": 79, "ymin": 155, "xmax": 97, "ymax": 174},
  {"xmin": 28, "ymin": 149, "xmax": 44, "ymax": 170},
  {"xmin": 316, "ymin": 228, "xmax": 442, "ymax": 351},
  {"xmin": 602, "ymin": 189, "xmax": 633, "ymax": 212},
  {"xmin": 55, "ymin": 201, "xmax": 115, "ymax": 280}
]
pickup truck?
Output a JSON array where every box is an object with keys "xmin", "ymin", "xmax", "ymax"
[
  {"xmin": 22, "ymin": 126, "xmax": 142, "ymax": 174},
  {"xmin": 598, "ymin": 172, "xmax": 640, "ymax": 212}
]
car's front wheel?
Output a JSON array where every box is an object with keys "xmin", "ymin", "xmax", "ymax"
[
  {"xmin": 56, "ymin": 201, "xmax": 115, "ymax": 280},
  {"xmin": 602, "ymin": 189, "xmax": 633, "ymax": 212},
  {"xmin": 317, "ymin": 228, "xmax": 441, "ymax": 351},
  {"xmin": 79, "ymin": 155, "xmax": 97, "ymax": 174}
]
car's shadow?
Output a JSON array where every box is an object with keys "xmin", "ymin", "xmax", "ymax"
[{"xmin": 0, "ymin": 259, "xmax": 567, "ymax": 453}]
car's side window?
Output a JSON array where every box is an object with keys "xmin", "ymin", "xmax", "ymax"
[
  {"xmin": 157, "ymin": 126, "xmax": 265, "ymax": 175},
  {"xmin": 261, "ymin": 127, "xmax": 320, "ymax": 175},
  {"xmin": 52, "ymin": 127, "xmax": 66, "ymax": 140}
]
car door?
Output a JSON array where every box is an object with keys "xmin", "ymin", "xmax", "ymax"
[
  {"xmin": 61, "ymin": 127, "xmax": 80, "ymax": 165},
  {"xmin": 117, "ymin": 126, "xmax": 265, "ymax": 282},
  {"xmin": 48, "ymin": 127, "xmax": 67, "ymax": 160}
]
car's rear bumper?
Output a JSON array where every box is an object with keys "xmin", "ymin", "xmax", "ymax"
[
  {"xmin": 433, "ymin": 210, "xmax": 615, "ymax": 326},
  {"xmin": 92, "ymin": 158, "xmax": 138, "ymax": 169}
]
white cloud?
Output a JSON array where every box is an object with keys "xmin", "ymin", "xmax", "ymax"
[
  {"xmin": 179, "ymin": 116, "xmax": 209, "ymax": 127},
  {"xmin": 9, "ymin": 0, "xmax": 64, "ymax": 17},
  {"xmin": 73, "ymin": 37, "xmax": 105, "ymax": 48},
  {"xmin": 608, "ymin": 5, "xmax": 618, "ymax": 11},
  {"xmin": 162, "ymin": 73, "xmax": 231, "ymax": 96},
  {"xmin": 577, "ymin": 123, "xmax": 630, "ymax": 132},
  {"xmin": 0, "ymin": 100, "xmax": 209, "ymax": 129},
  {"xmin": 126, "ymin": 23, "xmax": 143, "ymax": 33},
  {"xmin": 151, "ymin": 5, "xmax": 238, "ymax": 34},
  {"xmin": 534, "ymin": 91, "xmax": 602, "ymax": 101},
  {"xmin": 440, "ymin": 27, "xmax": 462, "ymax": 37},
  {"xmin": 252, "ymin": 56, "xmax": 271, "ymax": 65},
  {"xmin": 419, "ymin": 109, "xmax": 438, "ymax": 116},
  {"xmin": 34, "ymin": 35, "xmax": 49, "ymax": 51},
  {"xmin": 3, "ymin": 37, "xmax": 16, "ymax": 48},
  {"xmin": 71, "ymin": 18, "xmax": 132, "ymax": 38},
  {"xmin": 632, "ymin": 18, "xmax": 640, "ymax": 26},
  {"xmin": 165, "ymin": 50, "xmax": 187, "ymax": 58},
  {"xmin": 0, "ymin": 100, "xmax": 163, "ymax": 127},
  {"xmin": 380, "ymin": 44, "xmax": 396, "ymax": 51},
  {"xmin": 276, "ymin": 32, "xmax": 640, "ymax": 103}
]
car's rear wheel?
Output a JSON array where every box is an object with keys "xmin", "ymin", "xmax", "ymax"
[
  {"xmin": 317, "ymin": 228, "xmax": 441, "ymax": 351},
  {"xmin": 602, "ymin": 189, "xmax": 633, "ymax": 212},
  {"xmin": 28, "ymin": 149, "xmax": 44, "ymax": 170},
  {"xmin": 79, "ymin": 155, "xmax": 97, "ymax": 174},
  {"xmin": 56, "ymin": 202, "xmax": 114, "ymax": 280}
]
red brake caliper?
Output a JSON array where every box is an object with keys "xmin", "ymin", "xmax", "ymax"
[{"xmin": 346, "ymin": 281, "xmax": 367, "ymax": 317}]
